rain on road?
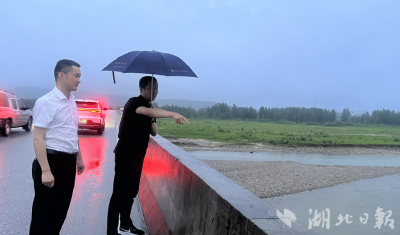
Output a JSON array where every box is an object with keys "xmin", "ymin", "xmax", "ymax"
[{"xmin": 0, "ymin": 111, "xmax": 147, "ymax": 234}]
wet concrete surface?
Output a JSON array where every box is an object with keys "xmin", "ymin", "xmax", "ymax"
[{"xmin": 0, "ymin": 111, "xmax": 148, "ymax": 235}]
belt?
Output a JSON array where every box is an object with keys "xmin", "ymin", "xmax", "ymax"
[{"xmin": 46, "ymin": 148, "xmax": 77, "ymax": 156}]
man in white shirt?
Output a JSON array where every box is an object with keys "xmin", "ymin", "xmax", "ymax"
[{"xmin": 29, "ymin": 59, "xmax": 85, "ymax": 235}]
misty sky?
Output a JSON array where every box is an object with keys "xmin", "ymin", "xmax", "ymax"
[{"xmin": 1, "ymin": 0, "xmax": 399, "ymax": 113}]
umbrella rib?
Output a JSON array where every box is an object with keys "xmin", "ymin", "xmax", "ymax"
[
  {"xmin": 159, "ymin": 53, "xmax": 169, "ymax": 76},
  {"xmin": 124, "ymin": 51, "xmax": 143, "ymax": 73}
]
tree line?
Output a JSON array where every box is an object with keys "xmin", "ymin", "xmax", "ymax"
[
  {"xmin": 348, "ymin": 109, "xmax": 400, "ymax": 125},
  {"xmin": 15, "ymin": 99, "xmax": 400, "ymax": 126},
  {"xmin": 157, "ymin": 103, "xmax": 400, "ymax": 126},
  {"xmin": 156, "ymin": 102, "xmax": 337, "ymax": 123}
]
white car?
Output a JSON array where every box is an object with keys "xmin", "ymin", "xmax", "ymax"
[
  {"xmin": 0, "ymin": 89, "xmax": 33, "ymax": 136},
  {"xmin": 75, "ymin": 99, "xmax": 107, "ymax": 135}
]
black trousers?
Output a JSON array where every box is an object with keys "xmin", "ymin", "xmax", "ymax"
[
  {"xmin": 107, "ymin": 149, "xmax": 147, "ymax": 235},
  {"xmin": 29, "ymin": 152, "xmax": 77, "ymax": 235}
]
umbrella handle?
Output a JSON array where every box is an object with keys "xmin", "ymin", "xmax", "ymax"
[
  {"xmin": 150, "ymin": 74, "xmax": 153, "ymax": 106},
  {"xmin": 112, "ymin": 71, "xmax": 116, "ymax": 84}
]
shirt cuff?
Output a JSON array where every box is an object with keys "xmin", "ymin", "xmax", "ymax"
[{"xmin": 33, "ymin": 123, "xmax": 49, "ymax": 128}]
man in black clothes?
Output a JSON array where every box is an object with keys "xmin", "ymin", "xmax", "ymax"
[{"xmin": 107, "ymin": 76, "xmax": 189, "ymax": 235}]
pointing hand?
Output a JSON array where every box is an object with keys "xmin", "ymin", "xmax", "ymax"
[{"xmin": 173, "ymin": 113, "xmax": 190, "ymax": 125}]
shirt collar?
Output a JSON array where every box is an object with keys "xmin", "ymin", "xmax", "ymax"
[{"xmin": 53, "ymin": 87, "xmax": 74, "ymax": 100}]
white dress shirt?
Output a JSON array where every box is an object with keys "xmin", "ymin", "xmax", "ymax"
[{"xmin": 33, "ymin": 87, "xmax": 79, "ymax": 154}]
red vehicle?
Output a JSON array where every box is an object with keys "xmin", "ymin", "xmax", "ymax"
[{"xmin": 75, "ymin": 99, "xmax": 107, "ymax": 135}]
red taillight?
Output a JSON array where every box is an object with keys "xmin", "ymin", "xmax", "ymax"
[{"xmin": 78, "ymin": 109, "xmax": 102, "ymax": 114}]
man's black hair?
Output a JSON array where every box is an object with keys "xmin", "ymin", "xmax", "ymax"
[
  {"xmin": 54, "ymin": 59, "xmax": 81, "ymax": 81},
  {"xmin": 139, "ymin": 76, "xmax": 158, "ymax": 89}
]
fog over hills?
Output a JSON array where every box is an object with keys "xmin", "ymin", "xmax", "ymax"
[
  {"xmin": 6, "ymin": 87, "xmax": 372, "ymax": 114},
  {"xmin": 154, "ymin": 99, "xmax": 218, "ymax": 110},
  {"xmin": 9, "ymin": 87, "xmax": 218, "ymax": 110}
]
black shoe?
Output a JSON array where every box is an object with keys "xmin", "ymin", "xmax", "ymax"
[{"xmin": 119, "ymin": 224, "xmax": 145, "ymax": 235}]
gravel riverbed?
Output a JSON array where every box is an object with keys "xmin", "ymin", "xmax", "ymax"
[
  {"xmin": 201, "ymin": 160, "xmax": 400, "ymax": 198},
  {"xmin": 167, "ymin": 137, "xmax": 400, "ymax": 155}
]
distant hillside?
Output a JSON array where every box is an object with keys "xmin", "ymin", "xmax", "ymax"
[
  {"xmin": 10, "ymin": 86, "xmax": 130, "ymax": 108},
  {"xmin": 8, "ymin": 87, "xmax": 50, "ymax": 99},
  {"xmin": 155, "ymin": 99, "xmax": 218, "ymax": 110},
  {"xmin": 10, "ymin": 87, "xmax": 218, "ymax": 110}
]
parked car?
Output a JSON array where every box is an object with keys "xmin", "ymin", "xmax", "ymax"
[
  {"xmin": 0, "ymin": 89, "xmax": 33, "ymax": 136},
  {"xmin": 76, "ymin": 99, "xmax": 107, "ymax": 135}
]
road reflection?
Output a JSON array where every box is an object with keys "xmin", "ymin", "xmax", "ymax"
[
  {"xmin": 67, "ymin": 135, "xmax": 108, "ymax": 231},
  {"xmin": 0, "ymin": 147, "xmax": 3, "ymax": 182},
  {"xmin": 75, "ymin": 136, "xmax": 108, "ymax": 189},
  {"xmin": 61, "ymin": 111, "xmax": 117, "ymax": 233},
  {"xmin": 0, "ymin": 111, "xmax": 129, "ymax": 234},
  {"xmin": 72, "ymin": 135, "xmax": 108, "ymax": 206}
]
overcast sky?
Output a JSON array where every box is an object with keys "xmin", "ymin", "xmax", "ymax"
[{"xmin": 1, "ymin": 0, "xmax": 399, "ymax": 112}]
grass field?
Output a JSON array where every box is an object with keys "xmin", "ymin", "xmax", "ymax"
[{"xmin": 157, "ymin": 119, "xmax": 400, "ymax": 147}]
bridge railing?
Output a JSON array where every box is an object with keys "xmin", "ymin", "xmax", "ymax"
[{"xmin": 138, "ymin": 135, "xmax": 318, "ymax": 235}]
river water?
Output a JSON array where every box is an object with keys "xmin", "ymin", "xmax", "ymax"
[{"xmin": 190, "ymin": 151, "xmax": 400, "ymax": 234}]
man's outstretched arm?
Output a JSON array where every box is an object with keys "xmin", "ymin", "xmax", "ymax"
[{"xmin": 136, "ymin": 107, "xmax": 190, "ymax": 125}]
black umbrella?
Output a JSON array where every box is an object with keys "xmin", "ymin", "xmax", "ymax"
[{"xmin": 102, "ymin": 50, "xmax": 197, "ymax": 103}]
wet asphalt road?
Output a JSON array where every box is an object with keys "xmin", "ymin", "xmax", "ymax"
[{"xmin": 0, "ymin": 111, "xmax": 148, "ymax": 235}]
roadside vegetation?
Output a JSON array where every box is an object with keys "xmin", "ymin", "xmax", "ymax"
[
  {"xmin": 157, "ymin": 119, "xmax": 400, "ymax": 147},
  {"xmin": 155, "ymin": 102, "xmax": 400, "ymax": 126}
]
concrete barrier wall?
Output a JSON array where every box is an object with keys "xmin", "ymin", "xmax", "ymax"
[{"xmin": 138, "ymin": 136, "xmax": 318, "ymax": 235}]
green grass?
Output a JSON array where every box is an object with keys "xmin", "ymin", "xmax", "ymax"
[{"xmin": 157, "ymin": 119, "xmax": 400, "ymax": 147}]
